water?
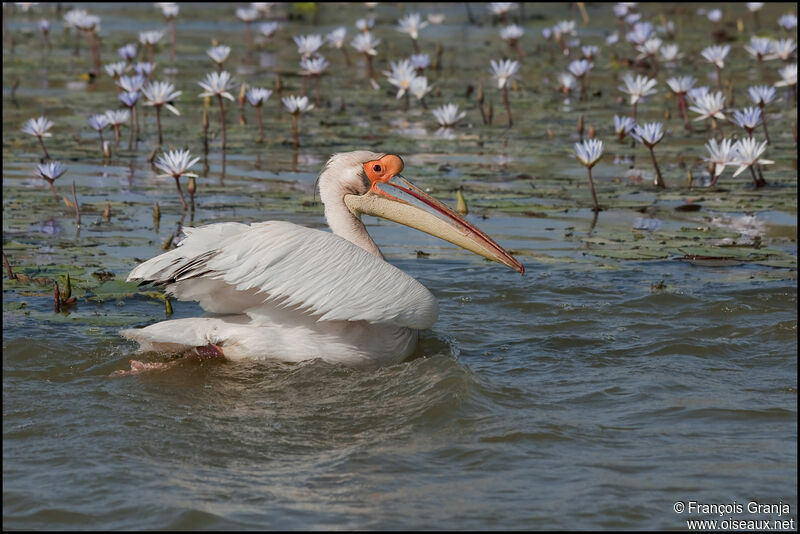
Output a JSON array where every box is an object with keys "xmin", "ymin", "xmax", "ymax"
[{"xmin": 3, "ymin": 2, "xmax": 797, "ymax": 530}]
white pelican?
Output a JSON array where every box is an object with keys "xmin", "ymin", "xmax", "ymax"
[{"xmin": 121, "ymin": 151, "xmax": 523, "ymax": 368}]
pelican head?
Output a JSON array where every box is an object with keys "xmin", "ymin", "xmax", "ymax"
[{"xmin": 318, "ymin": 151, "xmax": 524, "ymax": 274}]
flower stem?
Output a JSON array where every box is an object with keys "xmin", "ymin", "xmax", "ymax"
[
  {"xmin": 748, "ymin": 165, "xmax": 761, "ymax": 188},
  {"xmin": 649, "ymin": 146, "xmax": 665, "ymax": 188},
  {"xmin": 760, "ymin": 105, "xmax": 771, "ymax": 143},
  {"xmin": 38, "ymin": 136, "xmax": 50, "ymax": 159},
  {"xmin": 678, "ymin": 94, "xmax": 692, "ymax": 131},
  {"xmin": 98, "ymin": 130, "xmax": 104, "ymax": 154},
  {"xmin": 632, "ymin": 100, "xmax": 638, "ymax": 121},
  {"xmin": 292, "ymin": 114, "xmax": 299, "ymax": 148},
  {"xmin": 46, "ymin": 178, "xmax": 59, "ymax": 202},
  {"xmin": 586, "ymin": 166, "xmax": 599, "ymax": 212},
  {"xmin": 174, "ymin": 176, "xmax": 187, "ymax": 211},
  {"xmin": 129, "ymin": 107, "xmax": 136, "ymax": 150},
  {"xmin": 218, "ymin": 95, "xmax": 227, "ymax": 150},
  {"xmin": 256, "ymin": 106, "xmax": 264, "ymax": 143},
  {"xmin": 503, "ymin": 84, "xmax": 512, "ymax": 128},
  {"xmin": 156, "ymin": 105, "xmax": 163, "ymax": 146}
]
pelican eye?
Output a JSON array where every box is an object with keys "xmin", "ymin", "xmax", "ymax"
[{"xmin": 373, "ymin": 164, "xmax": 381, "ymax": 172}]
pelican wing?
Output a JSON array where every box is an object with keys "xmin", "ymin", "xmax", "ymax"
[{"xmin": 128, "ymin": 221, "xmax": 439, "ymax": 329}]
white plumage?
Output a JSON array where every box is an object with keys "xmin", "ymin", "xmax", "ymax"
[{"xmin": 121, "ymin": 151, "xmax": 522, "ymax": 368}]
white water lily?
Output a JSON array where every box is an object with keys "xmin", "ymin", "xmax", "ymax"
[
  {"xmin": 744, "ymin": 37, "xmax": 774, "ymax": 60},
  {"xmin": 246, "ymin": 87, "xmax": 272, "ymax": 106},
  {"xmin": 748, "ymin": 85, "xmax": 776, "ymax": 106},
  {"xmin": 351, "ymin": 32, "xmax": 379, "ymax": 55},
  {"xmin": 689, "ymin": 91, "xmax": 726, "ymax": 121},
  {"xmin": 397, "ymin": 12, "xmax": 428, "ymax": 41},
  {"xmin": 778, "ymin": 14, "xmax": 797, "ymax": 31},
  {"xmin": 207, "ymin": 45, "xmax": 231, "ymax": 65},
  {"xmin": 88, "ymin": 114, "xmax": 110, "ymax": 131},
  {"xmin": 300, "ymin": 56, "xmax": 329, "ymax": 76},
  {"xmin": 133, "ymin": 62, "xmax": 155, "ymax": 78},
  {"xmin": 700, "ymin": 44, "xmax": 730, "ymax": 69},
  {"xmin": 500, "ymin": 24, "xmax": 524, "ymax": 42},
  {"xmin": 139, "ymin": 30, "xmax": 164, "ymax": 46},
  {"xmin": 704, "ymin": 138, "xmax": 736, "ymax": 179},
  {"xmin": 384, "ymin": 59, "xmax": 417, "ymax": 99},
  {"xmin": 142, "ymin": 80, "xmax": 182, "ymax": 115},
  {"xmin": 489, "ymin": 58, "xmax": 520, "ymax": 89},
  {"xmin": 326, "ymin": 27, "xmax": 347, "ymax": 48},
  {"xmin": 154, "ymin": 149, "xmax": 200, "ymax": 179},
  {"xmin": 410, "ymin": 53, "xmax": 430, "ymax": 70},
  {"xmin": 732, "ymin": 138, "xmax": 773, "ymax": 177},
  {"xmin": 431, "ymin": 103, "xmax": 466, "ymax": 127},
  {"xmin": 666, "ymin": 76, "xmax": 695, "ymax": 95},
  {"xmin": 104, "ymin": 109, "xmax": 130, "ymax": 125},
  {"xmin": 198, "ymin": 71, "xmax": 236, "ymax": 101},
  {"xmin": 104, "ymin": 61, "xmax": 128, "ymax": 78},
  {"xmin": 35, "ymin": 160, "xmax": 67, "ymax": 181},
  {"xmin": 770, "ymin": 38, "xmax": 796, "ymax": 62},
  {"xmin": 409, "ymin": 76, "xmax": 432, "ymax": 101},
  {"xmin": 293, "ymin": 34, "xmax": 323, "ymax": 59},
  {"xmin": 774, "ymin": 63, "xmax": 797, "ymax": 88},
  {"xmin": 659, "ymin": 43, "xmax": 680, "ymax": 62},
  {"xmin": 282, "ymin": 95, "xmax": 314, "ymax": 114},
  {"xmin": 613, "ymin": 115, "xmax": 636, "ymax": 137},
  {"xmin": 236, "ymin": 7, "xmax": 258, "ymax": 22},
  {"xmin": 557, "ymin": 72, "xmax": 577, "ymax": 93},
  {"xmin": 21, "ymin": 116, "xmax": 54, "ymax": 138},
  {"xmin": 118, "ymin": 43, "xmax": 137, "ymax": 61},
  {"xmin": 567, "ymin": 59, "xmax": 592, "ymax": 78},
  {"xmin": 730, "ymin": 107, "xmax": 762, "ymax": 130},
  {"xmin": 117, "ymin": 74, "xmax": 145, "ymax": 93},
  {"xmin": 574, "ymin": 139, "xmax": 604, "ymax": 168},
  {"xmin": 618, "ymin": 73, "xmax": 657, "ymax": 104},
  {"xmin": 631, "ymin": 122, "xmax": 665, "ymax": 147},
  {"xmin": 259, "ymin": 21, "xmax": 280, "ymax": 38}
]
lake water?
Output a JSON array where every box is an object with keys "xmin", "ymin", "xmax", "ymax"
[{"xmin": 3, "ymin": 2, "xmax": 797, "ymax": 530}]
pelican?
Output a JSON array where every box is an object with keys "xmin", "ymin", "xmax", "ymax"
[{"xmin": 121, "ymin": 151, "xmax": 523, "ymax": 368}]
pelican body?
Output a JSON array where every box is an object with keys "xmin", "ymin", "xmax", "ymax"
[{"xmin": 122, "ymin": 151, "xmax": 523, "ymax": 368}]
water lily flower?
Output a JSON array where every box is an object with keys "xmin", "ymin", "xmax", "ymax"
[
  {"xmin": 157, "ymin": 2, "xmax": 178, "ymax": 19},
  {"xmin": 732, "ymin": 138, "xmax": 772, "ymax": 187},
  {"xmin": 613, "ymin": 3, "xmax": 634, "ymax": 19},
  {"xmin": 282, "ymin": 95, "xmax": 313, "ymax": 148},
  {"xmin": 631, "ymin": 122, "xmax": 666, "ymax": 187},
  {"xmin": 154, "ymin": 149, "xmax": 199, "ymax": 211},
  {"xmin": 635, "ymin": 37, "xmax": 662, "ymax": 61},
  {"xmin": 770, "ymin": 38, "xmax": 797, "ymax": 62},
  {"xmin": 568, "ymin": 59, "xmax": 593, "ymax": 99},
  {"xmin": 666, "ymin": 75, "xmax": 695, "ymax": 130},
  {"xmin": 105, "ymin": 109, "xmax": 130, "ymax": 145},
  {"xmin": 398, "ymin": 12, "xmax": 428, "ymax": 51},
  {"xmin": 199, "ymin": 71, "xmax": 235, "ymax": 149},
  {"xmin": 746, "ymin": 3, "xmax": 763, "ymax": 12},
  {"xmin": 246, "ymin": 87, "xmax": 272, "ymax": 142},
  {"xmin": 704, "ymin": 138, "xmax": 736, "ymax": 185},
  {"xmin": 259, "ymin": 21, "xmax": 280, "ymax": 39},
  {"xmin": 618, "ymin": 73, "xmax": 657, "ymax": 120},
  {"xmin": 88, "ymin": 114, "xmax": 110, "ymax": 153},
  {"xmin": 118, "ymin": 43, "xmax": 137, "ymax": 62},
  {"xmin": 142, "ymin": 80, "xmax": 181, "ymax": 145},
  {"xmin": 689, "ymin": 90, "xmax": 726, "ymax": 135},
  {"xmin": 300, "ymin": 56, "xmax": 328, "ymax": 106},
  {"xmin": 432, "ymin": 103, "xmax": 466, "ymax": 128},
  {"xmin": 22, "ymin": 116, "xmax": 53, "ymax": 158},
  {"xmin": 104, "ymin": 61, "xmax": 128, "ymax": 80},
  {"xmin": 326, "ymin": 27, "xmax": 350, "ymax": 64},
  {"xmin": 384, "ymin": 59, "xmax": 417, "ymax": 102},
  {"xmin": 293, "ymin": 34, "xmax": 323, "ymax": 59},
  {"xmin": 748, "ymin": 85, "xmax": 776, "ymax": 142},
  {"xmin": 574, "ymin": 138, "xmax": 604, "ymax": 212},
  {"xmin": 626, "ymin": 22, "xmax": 653, "ymax": 46},
  {"xmin": 687, "ymin": 85, "xmax": 710, "ymax": 104},
  {"xmin": 490, "ymin": 58, "xmax": 520, "ymax": 127},
  {"xmin": 489, "ymin": 2, "xmax": 517, "ymax": 17},
  {"xmin": 351, "ymin": 32, "xmax": 380, "ymax": 88},
  {"xmin": 139, "ymin": 30, "xmax": 164, "ymax": 62},
  {"xmin": 613, "ymin": 114, "xmax": 636, "ymax": 141},
  {"xmin": 64, "ymin": 9, "xmax": 101, "ymax": 72},
  {"xmin": 730, "ymin": 107, "xmax": 762, "ymax": 137},
  {"xmin": 410, "ymin": 53, "xmax": 430, "ymax": 72},
  {"xmin": 581, "ymin": 45, "xmax": 598, "ymax": 60},
  {"xmin": 777, "ymin": 14, "xmax": 797, "ymax": 31},
  {"xmin": 236, "ymin": 7, "xmax": 259, "ymax": 48},
  {"xmin": 133, "ymin": 61, "xmax": 155, "ymax": 79},
  {"xmin": 701, "ymin": 44, "xmax": 730, "ymax": 89},
  {"xmin": 118, "ymin": 91, "xmax": 140, "ymax": 149},
  {"xmin": 355, "ymin": 17, "xmax": 374, "ymax": 33},
  {"xmin": 774, "ymin": 63, "xmax": 797, "ymax": 88},
  {"xmin": 500, "ymin": 24, "xmax": 525, "ymax": 56},
  {"xmin": 117, "ymin": 74, "xmax": 145, "ymax": 93},
  {"xmin": 34, "ymin": 160, "xmax": 66, "ymax": 201},
  {"xmin": 207, "ymin": 45, "xmax": 231, "ymax": 69},
  {"xmin": 38, "ymin": 18, "xmax": 50, "ymax": 49},
  {"xmin": 557, "ymin": 72, "xmax": 577, "ymax": 94},
  {"xmin": 427, "ymin": 13, "xmax": 445, "ymax": 25},
  {"xmin": 744, "ymin": 36, "xmax": 774, "ymax": 62}
]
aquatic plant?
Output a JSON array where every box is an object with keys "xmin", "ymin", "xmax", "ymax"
[
  {"xmin": 34, "ymin": 160, "xmax": 66, "ymax": 202},
  {"xmin": 105, "ymin": 109, "xmax": 130, "ymax": 145},
  {"xmin": 704, "ymin": 138, "xmax": 736, "ymax": 186},
  {"xmin": 774, "ymin": 63, "xmax": 797, "ymax": 100},
  {"xmin": 88, "ymin": 114, "xmax": 110, "ymax": 153},
  {"xmin": 557, "ymin": 72, "xmax": 577, "ymax": 95},
  {"xmin": 384, "ymin": 59, "xmax": 417, "ymax": 109},
  {"xmin": 732, "ymin": 138, "xmax": 772, "ymax": 188},
  {"xmin": 154, "ymin": 149, "xmax": 200, "ymax": 211},
  {"xmin": 293, "ymin": 34, "xmax": 324, "ymax": 59},
  {"xmin": 38, "ymin": 18, "xmax": 50, "ymax": 50},
  {"xmin": 397, "ymin": 13, "xmax": 428, "ymax": 53},
  {"xmin": 700, "ymin": 44, "xmax": 730, "ymax": 90},
  {"xmin": 632, "ymin": 122, "xmax": 666, "ymax": 188},
  {"xmin": 613, "ymin": 115, "xmax": 635, "ymax": 142},
  {"xmin": 568, "ymin": 59, "xmax": 592, "ymax": 100},
  {"xmin": 259, "ymin": 21, "xmax": 280, "ymax": 41},
  {"xmin": 282, "ymin": 95, "xmax": 314, "ymax": 148},
  {"xmin": 104, "ymin": 61, "xmax": 128, "ymax": 82},
  {"xmin": 236, "ymin": 7, "xmax": 259, "ymax": 49},
  {"xmin": 139, "ymin": 30, "xmax": 164, "ymax": 63},
  {"xmin": 730, "ymin": 107, "xmax": 762, "ymax": 138},
  {"xmin": 409, "ymin": 53, "xmax": 430, "ymax": 74},
  {"xmin": 574, "ymin": 139, "xmax": 604, "ymax": 212},
  {"xmin": 351, "ymin": 32, "xmax": 380, "ymax": 89},
  {"xmin": 500, "ymin": 24, "xmax": 525, "ymax": 57},
  {"xmin": 490, "ymin": 58, "xmax": 520, "ymax": 127},
  {"xmin": 142, "ymin": 80, "xmax": 182, "ymax": 146},
  {"xmin": 198, "ymin": 71, "xmax": 236, "ymax": 150},
  {"xmin": 118, "ymin": 43, "xmax": 137, "ymax": 63},
  {"xmin": 207, "ymin": 45, "xmax": 231, "ymax": 71},
  {"xmin": 432, "ymin": 103, "xmax": 467, "ymax": 128},
  {"xmin": 690, "ymin": 90, "xmax": 727, "ymax": 136},
  {"xmin": 409, "ymin": 76, "xmax": 432, "ymax": 108},
  {"xmin": 246, "ymin": 87, "xmax": 272, "ymax": 142},
  {"xmin": 748, "ymin": 85, "xmax": 776, "ymax": 143},
  {"xmin": 770, "ymin": 38, "xmax": 797, "ymax": 63},
  {"xmin": 355, "ymin": 17, "xmax": 374, "ymax": 33},
  {"xmin": 618, "ymin": 73, "xmax": 657, "ymax": 121},
  {"xmin": 133, "ymin": 61, "xmax": 156, "ymax": 79},
  {"xmin": 21, "ymin": 116, "xmax": 53, "ymax": 159},
  {"xmin": 666, "ymin": 75, "xmax": 696, "ymax": 131},
  {"xmin": 118, "ymin": 91, "xmax": 140, "ymax": 149},
  {"xmin": 156, "ymin": 2, "xmax": 178, "ymax": 59},
  {"xmin": 64, "ymin": 9, "xmax": 101, "ymax": 73},
  {"xmin": 326, "ymin": 27, "xmax": 350, "ymax": 65}
]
